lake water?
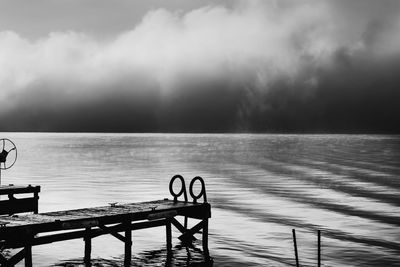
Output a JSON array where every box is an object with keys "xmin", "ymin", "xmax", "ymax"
[{"xmin": 1, "ymin": 133, "xmax": 399, "ymax": 266}]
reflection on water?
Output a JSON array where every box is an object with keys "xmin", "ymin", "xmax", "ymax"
[
  {"xmin": 1, "ymin": 133, "xmax": 399, "ymax": 266},
  {"xmin": 55, "ymin": 242, "xmax": 212, "ymax": 267}
]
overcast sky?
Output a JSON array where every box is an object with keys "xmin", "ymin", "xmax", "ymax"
[{"xmin": 1, "ymin": 0, "xmax": 399, "ymax": 133}]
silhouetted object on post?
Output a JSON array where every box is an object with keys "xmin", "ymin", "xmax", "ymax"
[
  {"xmin": 0, "ymin": 150, "xmax": 9, "ymax": 163},
  {"xmin": 0, "ymin": 138, "xmax": 18, "ymax": 185}
]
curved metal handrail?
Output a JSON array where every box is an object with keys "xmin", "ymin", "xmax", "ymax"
[
  {"xmin": 169, "ymin": 174, "xmax": 188, "ymax": 202},
  {"xmin": 189, "ymin": 176, "xmax": 207, "ymax": 203}
]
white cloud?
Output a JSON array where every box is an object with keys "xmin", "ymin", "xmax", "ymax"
[
  {"xmin": 0, "ymin": 0, "xmax": 399, "ymax": 119},
  {"xmin": 0, "ymin": 2, "xmax": 312, "ymax": 91}
]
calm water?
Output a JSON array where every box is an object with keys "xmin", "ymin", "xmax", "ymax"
[{"xmin": 1, "ymin": 133, "xmax": 400, "ymax": 266}]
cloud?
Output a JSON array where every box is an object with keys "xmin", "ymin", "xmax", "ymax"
[{"xmin": 0, "ymin": 0, "xmax": 400, "ymax": 132}]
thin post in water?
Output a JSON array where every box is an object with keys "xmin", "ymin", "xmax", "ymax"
[
  {"xmin": 318, "ymin": 230, "xmax": 321, "ymax": 267},
  {"xmin": 292, "ymin": 229, "xmax": 299, "ymax": 267}
]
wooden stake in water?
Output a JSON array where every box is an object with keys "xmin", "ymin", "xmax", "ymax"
[
  {"xmin": 292, "ymin": 229, "xmax": 300, "ymax": 267},
  {"xmin": 318, "ymin": 230, "xmax": 321, "ymax": 267}
]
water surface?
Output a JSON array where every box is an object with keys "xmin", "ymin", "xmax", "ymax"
[{"xmin": 1, "ymin": 133, "xmax": 399, "ymax": 266}]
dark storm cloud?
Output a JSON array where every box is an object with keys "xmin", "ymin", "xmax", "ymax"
[{"xmin": 0, "ymin": 0, "xmax": 400, "ymax": 132}]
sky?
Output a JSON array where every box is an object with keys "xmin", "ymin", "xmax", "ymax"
[{"xmin": 0, "ymin": 0, "xmax": 399, "ymax": 133}]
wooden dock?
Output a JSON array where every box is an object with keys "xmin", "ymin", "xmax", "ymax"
[
  {"xmin": 0, "ymin": 175, "xmax": 211, "ymax": 266},
  {"xmin": 0, "ymin": 185, "xmax": 40, "ymax": 216}
]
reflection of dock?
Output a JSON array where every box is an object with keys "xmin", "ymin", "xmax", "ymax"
[{"xmin": 0, "ymin": 176, "xmax": 211, "ymax": 266}]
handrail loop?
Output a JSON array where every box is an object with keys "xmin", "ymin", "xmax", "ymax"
[
  {"xmin": 189, "ymin": 176, "xmax": 207, "ymax": 203},
  {"xmin": 169, "ymin": 175, "xmax": 188, "ymax": 202}
]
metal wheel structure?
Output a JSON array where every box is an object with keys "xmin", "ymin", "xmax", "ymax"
[{"xmin": 0, "ymin": 138, "xmax": 18, "ymax": 185}]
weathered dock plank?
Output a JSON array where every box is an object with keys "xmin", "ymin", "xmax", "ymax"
[{"xmin": 0, "ymin": 199, "xmax": 209, "ymax": 235}]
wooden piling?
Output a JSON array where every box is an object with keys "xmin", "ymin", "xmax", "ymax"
[
  {"xmin": 166, "ymin": 219, "xmax": 172, "ymax": 254},
  {"xmin": 318, "ymin": 230, "xmax": 321, "ymax": 267},
  {"xmin": 33, "ymin": 191, "xmax": 39, "ymax": 214},
  {"xmin": 124, "ymin": 221, "xmax": 132, "ymax": 267},
  {"xmin": 292, "ymin": 229, "xmax": 299, "ymax": 267},
  {"xmin": 24, "ymin": 246, "xmax": 32, "ymax": 267},
  {"xmin": 84, "ymin": 228, "xmax": 91, "ymax": 266},
  {"xmin": 202, "ymin": 218, "xmax": 209, "ymax": 257}
]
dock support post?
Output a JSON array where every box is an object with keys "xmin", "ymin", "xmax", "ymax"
[
  {"xmin": 33, "ymin": 191, "xmax": 39, "ymax": 214},
  {"xmin": 84, "ymin": 227, "xmax": 91, "ymax": 266},
  {"xmin": 124, "ymin": 221, "xmax": 132, "ymax": 267},
  {"xmin": 202, "ymin": 218, "xmax": 209, "ymax": 258},
  {"xmin": 24, "ymin": 245, "xmax": 32, "ymax": 267},
  {"xmin": 166, "ymin": 219, "xmax": 172, "ymax": 255}
]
